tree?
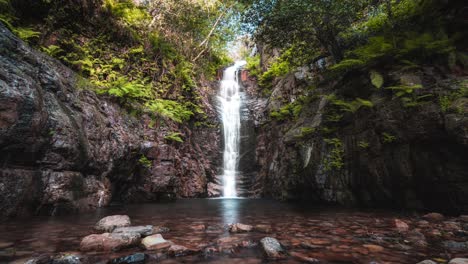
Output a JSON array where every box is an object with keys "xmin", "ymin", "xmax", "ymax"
[{"xmin": 242, "ymin": 0, "xmax": 369, "ymax": 63}]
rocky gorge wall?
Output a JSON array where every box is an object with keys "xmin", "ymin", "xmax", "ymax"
[
  {"xmin": 242, "ymin": 55, "xmax": 468, "ymax": 214},
  {"xmin": 0, "ymin": 24, "xmax": 222, "ymax": 218}
]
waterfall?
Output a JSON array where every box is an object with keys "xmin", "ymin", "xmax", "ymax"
[{"xmin": 218, "ymin": 61, "xmax": 246, "ymax": 198}]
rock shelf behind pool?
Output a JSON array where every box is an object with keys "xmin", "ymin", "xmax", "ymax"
[
  {"xmin": 141, "ymin": 234, "xmax": 172, "ymax": 250},
  {"xmin": 260, "ymin": 237, "xmax": 285, "ymax": 259},
  {"xmin": 113, "ymin": 225, "xmax": 154, "ymax": 237},
  {"xmin": 80, "ymin": 232, "xmax": 140, "ymax": 252},
  {"xmin": 95, "ymin": 215, "xmax": 131, "ymax": 232}
]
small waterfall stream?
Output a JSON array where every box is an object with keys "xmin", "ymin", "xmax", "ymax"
[{"xmin": 218, "ymin": 61, "xmax": 246, "ymax": 198}]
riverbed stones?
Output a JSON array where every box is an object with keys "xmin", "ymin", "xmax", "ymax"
[
  {"xmin": 423, "ymin": 213, "xmax": 444, "ymax": 221},
  {"xmin": 260, "ymin": 237, "xmax": 285, "ymax": 259},
  {"xmin": 153, "ymin": 226, "xmax": 170, "ymax": 233},
  {"xmin": 459, "ymin": 215, "xmax": 468, "ymax": 222},
  {"xmin": 109, "ymin": 253, "xmax": 146, "ymax": 264},
  {"xmin": 95, "ymin": 215, "xmax": 131, "ymax": 232},
  {"xmin": 168, "ymin": 244, "xmax": 193, "ymax": 257},
  {"xmin": 443, "ymin": 241, "xmax": 468, "ymax": 250},
  {"xmin": 141, "ymin": 234, "xmax": 172, "ymax": 250},
  {"xmin": 290, "ymin": 252, "xmax": 319, "ymax": 263},
  {"xmin": 254, "ymin": 224, "xmax": 272, "ymax": 233},
  {"xmin": 229, "ymin": 223, "xmax": 253, "ymax": 233},
  {"xmin": 113, "ymin": 225, "xmax": 153, "ymax": 237},
  {"xmin": 394, "ymin": 219, "xmax": 409, "ymax": 232},
  {"xmin": 416, "ymin": 260, "xmax": 437, "ymax": 264},
  {"xmin": 80, "ymin": 232, "xmax": 140, "ymax": 252}
]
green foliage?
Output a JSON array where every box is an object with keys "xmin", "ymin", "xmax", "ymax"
[
  {"xmin": 42, "ymin": 45, "xmax": 64, "ymax": 57},
  {"xmin": 439, "ymin": 81, "xmax": 468, "ymax": 113},
  {"xmin": 386, "ymin": 84, "xmax": 423, "ymax": 97},
  {"xmin": 295, "ymin": 127, "xmax": 315, "ymax": 139},
  {"xmin": 259, "ymin": 58, "xmax": 292, "ymax": 87},
  {"xmin": 164, "ymin": 132, "xmax": 184, "ymax": 143},
  {"xmin": 358, "ymin": 140, "xmax": 370, "ymax": 149},
  {"xmin": 323, "ymin": 138, "xmax": 345, "ymax": 172},
  {"xmin": 103, "ymin": 0, "xmax": 150, "ymax": 26},
  {"xmin": 382, "ymin": 132, "xmax": 396, "ymax": 143},
  {"xmin": 270, "ymin": 96, "xmax": 310, "ymax": 121},
  {"xmin": 328, "ymin": 94, "xmax": 374, "ymax": 113},
  {"xmin": 146, "ymin": 99, "xmax": 193, "ymax": 123},
  {"xmin": 13, "ymin": 27, "xmax": 40, "ymax": 42},
  {"xmin": 138, "ymin": 155, "xmax": 152, "ymax": 168},
  {"xmin": 370, "ymin": 70, "xmax": 384, "ymax": 89},
  {"xmin": 245, "ymin": 55, "xmax": 261, "ymax": 77},
  {"xmin": 328, "ymin": 59, "xmax": 365, "ymax": 74}
]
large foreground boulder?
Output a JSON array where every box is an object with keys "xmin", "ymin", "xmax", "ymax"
[
  {"xmin": 80, "ymin": 232, "xmax": 140, "ymax": 252},
  {"xmin": 95, "ymin": 215, "xmax": 131, "ymax": 232}
]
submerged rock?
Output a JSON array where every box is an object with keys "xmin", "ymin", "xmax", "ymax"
[
  {"xmin": 254, "ymin": 224, "xmax": 272, "ymax": 233},
  {"xmin": 394, "ymin": 219, "xmax": 409, "ymax": 232},
  {"xmin": 80, "ymin": 232, "xmax": 140, "ymax": 252},
  {"xmin": 51, "ymin": 254, "xmax": 82, "ymax": 264},
  {"xmin": 109, "ymin": 253, "xmax": 146, "ymax": 264},
  {"xmin": 423, "ymin": 213, "xmax": 445, "ymax": 221},
  {"xmin": 260, "ymin": 237, "xmax": 286, "ymax": 259},
  {"xmin": 141, "ymin": 234, "xmax": 172, "ymax": 250},
  {"xmin": 113, "ymin": 225, "xmax": 153, "ymax": 237},
  {"xmin": 95, "ymin": 215, "xmax": 131, "ymax": 232},
  {"xmin": 152, "ymin": 226, "xmax": 170, "ymax": 234},
  {"xmin": 229, "ymin": 223, "xmax": 253, "ymax": 233},
  {"xmin": 416, "ymin": 260, "xmax": 437, "ymax": 264},
  {"xmin": 168, "ymin": 244, "xmax": 194, "ymax": 257},
  {"xmin": 443, "ymin": 241, "xmax": 468, "ymax": 251}
]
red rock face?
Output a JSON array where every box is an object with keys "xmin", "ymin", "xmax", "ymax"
[{"xmin": 0, "ymin": 24, "xmax": 222, "ymax": 218}]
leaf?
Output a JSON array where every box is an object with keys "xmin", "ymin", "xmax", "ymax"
[{"xmin": 370, "ymin": 70, "xmax": 384, "ymax": 89}]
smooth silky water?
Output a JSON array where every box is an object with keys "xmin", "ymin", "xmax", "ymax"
[{"xmin": 218, "ymin": 61, "xmax": 246, "ymax": 198}]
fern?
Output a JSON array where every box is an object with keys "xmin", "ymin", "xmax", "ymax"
[
  {"xmin": 370, "ymin": 70, "xmax": 384, "ymax": 88},
  {"xmin": 164, "ymin": 132, "xmax": 183, "ymax": 143}
]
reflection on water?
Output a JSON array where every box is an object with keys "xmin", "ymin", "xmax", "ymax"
[
  {"xmin": 221, "ymin": 198, "xmax": 240, "ymax": 225},
  {"xmin": 0, "ymin": 199, "xmax": 467, "ymax": 263}
]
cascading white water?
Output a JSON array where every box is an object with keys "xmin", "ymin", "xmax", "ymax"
[{"xmin": 218, "ymin": 61, "xmax": 246, "ymax": 198}]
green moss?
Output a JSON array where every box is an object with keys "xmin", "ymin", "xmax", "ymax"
[
  {"xmin": 245, "ymin": 54, "xmax": 261, "ymax": 78},
  {"xmin": 358, "ymin": 140, "xmax": 370, "ymax": 149}
]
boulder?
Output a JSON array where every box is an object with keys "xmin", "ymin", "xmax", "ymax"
[
  {"xmin": 153, "ymin": 226, "xmax": 170, "ymax": 234},
  {"xmin": 417, "ymin": 260, "xmax": 437, "ymax": 264},
  {"xmin": 422, "ymin": 213, "xmax": 444, "ymax": 221},
  {"xmin": 229, "ymin": 223, "xmax": 253, "ymax": 233},
  {"xmin": 449, "ymin": 259, "xmax": 468, "ymax": 264},
  {"xmin": 254, "ymin": 224, "xmax": 272, "ymax": 233},
  {"xmin": 80, "ymin": 233, "xmax": 140, "ymax": 252},
  {"xmin": 260, "ymin": 237, "xmax": 285, "ymax": 259},
  {"xmin": 109, "ymin": 253, "xmax": 146, "ymax": 264},
  {"xmin": 141, "ymin": 234, "xmax": 172, "ymax": 250},
  {"xmin": 113, "ymin": 225, "xmax": 153, "ymax": 237},
  {"xmin": 394, "ymin": 219, "xmax": 409, "ymax": 232},
  {"xmin": 168, "ymin": 245, "xmax": 193, "ymax": 257},
  {"xmin": 95, "ymin": 215, "xmax": 131, "ymax": 232}
]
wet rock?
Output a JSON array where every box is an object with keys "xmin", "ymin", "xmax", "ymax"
[
  {"xmin": 260, "ymin": 237, "xmax": 286, "ymax": 259},
  {"xmin": 51, "ymin": 254, "xmax": 82, "ymax": 264},
  {"xmin": 443, "ymin": 221, "xmax": 461, "ymax": 231},
  {"xmin": 190, "ymin": 224, "xmax": 206, "ymax": 231},
  {"xmin": 109, "ymin": 253, "xmax": 146, "ymax": 264},
  {"xmin": 406, "ymin": 230, "xmax": 428, "ymax": 247},
  {"xmin": 443, "ymin": 241, "xmax": 468, "ymax": 251},
  {"xmin": 113, "ymin": 225, "xmax": 153, "ymax": 237},
  {"xmin": 290, "ymin": 252, "xmax": 319, "ymax": 263},
  {"xmin": 254, "ymin": 224, "xmax": 272, "ymax": 233},
  {"xmin": 25, "ymin": 255, "xmax": 52, "ymax": 264},
  {"xmin": 394, "ymin": 219, "xmax": 409, "ymax": 232},
  {"xmin": 459, "ymin": 215, "xmax": 468, "ymax": 222},
  {"xmin": 207, "ymin": 183, "xmax": 222, "ymax": 197},
  {"xmin": 152, "ymin": 226, "xmax": 170, "ymax": 234},
  {"xmin": 423, "ymin": 213, "xmax": 444, "ymax": 221},
  {"xmin": 95, "ymin": 215, "xmax": 131, "ymax": 232},
  {"xmin": 449, "ymin": 259, "xmax": 468, "ymax": 264},
  {"xmin": 168, "ymin": 245, "xmax": 193, "ymax": 257},
  {"xmin": 141, "ymin": 234, "xmax": 172, "ymax": 250},
  {"xmin": 229, "ymin": 223, "xmax": 253, "ymax": 233},
  {"xmin": 416, "ymin": 261, "xmax": 437, "ymax": 264},
  {"xmin": 363, "ymin": 244, "xmax": 384, "ymax": 252},
  {"xmin": 80, "ymin": 232, "xmax": 140, "ymax": 252}
]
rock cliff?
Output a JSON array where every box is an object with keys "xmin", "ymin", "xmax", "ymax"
[
  {"xmin": 0, "ymin": 24, "xmax": 221, "ymax": 217},
  {"xmin": 243, "ymin": 56, "xmax": 468, "ymax": 213}
]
